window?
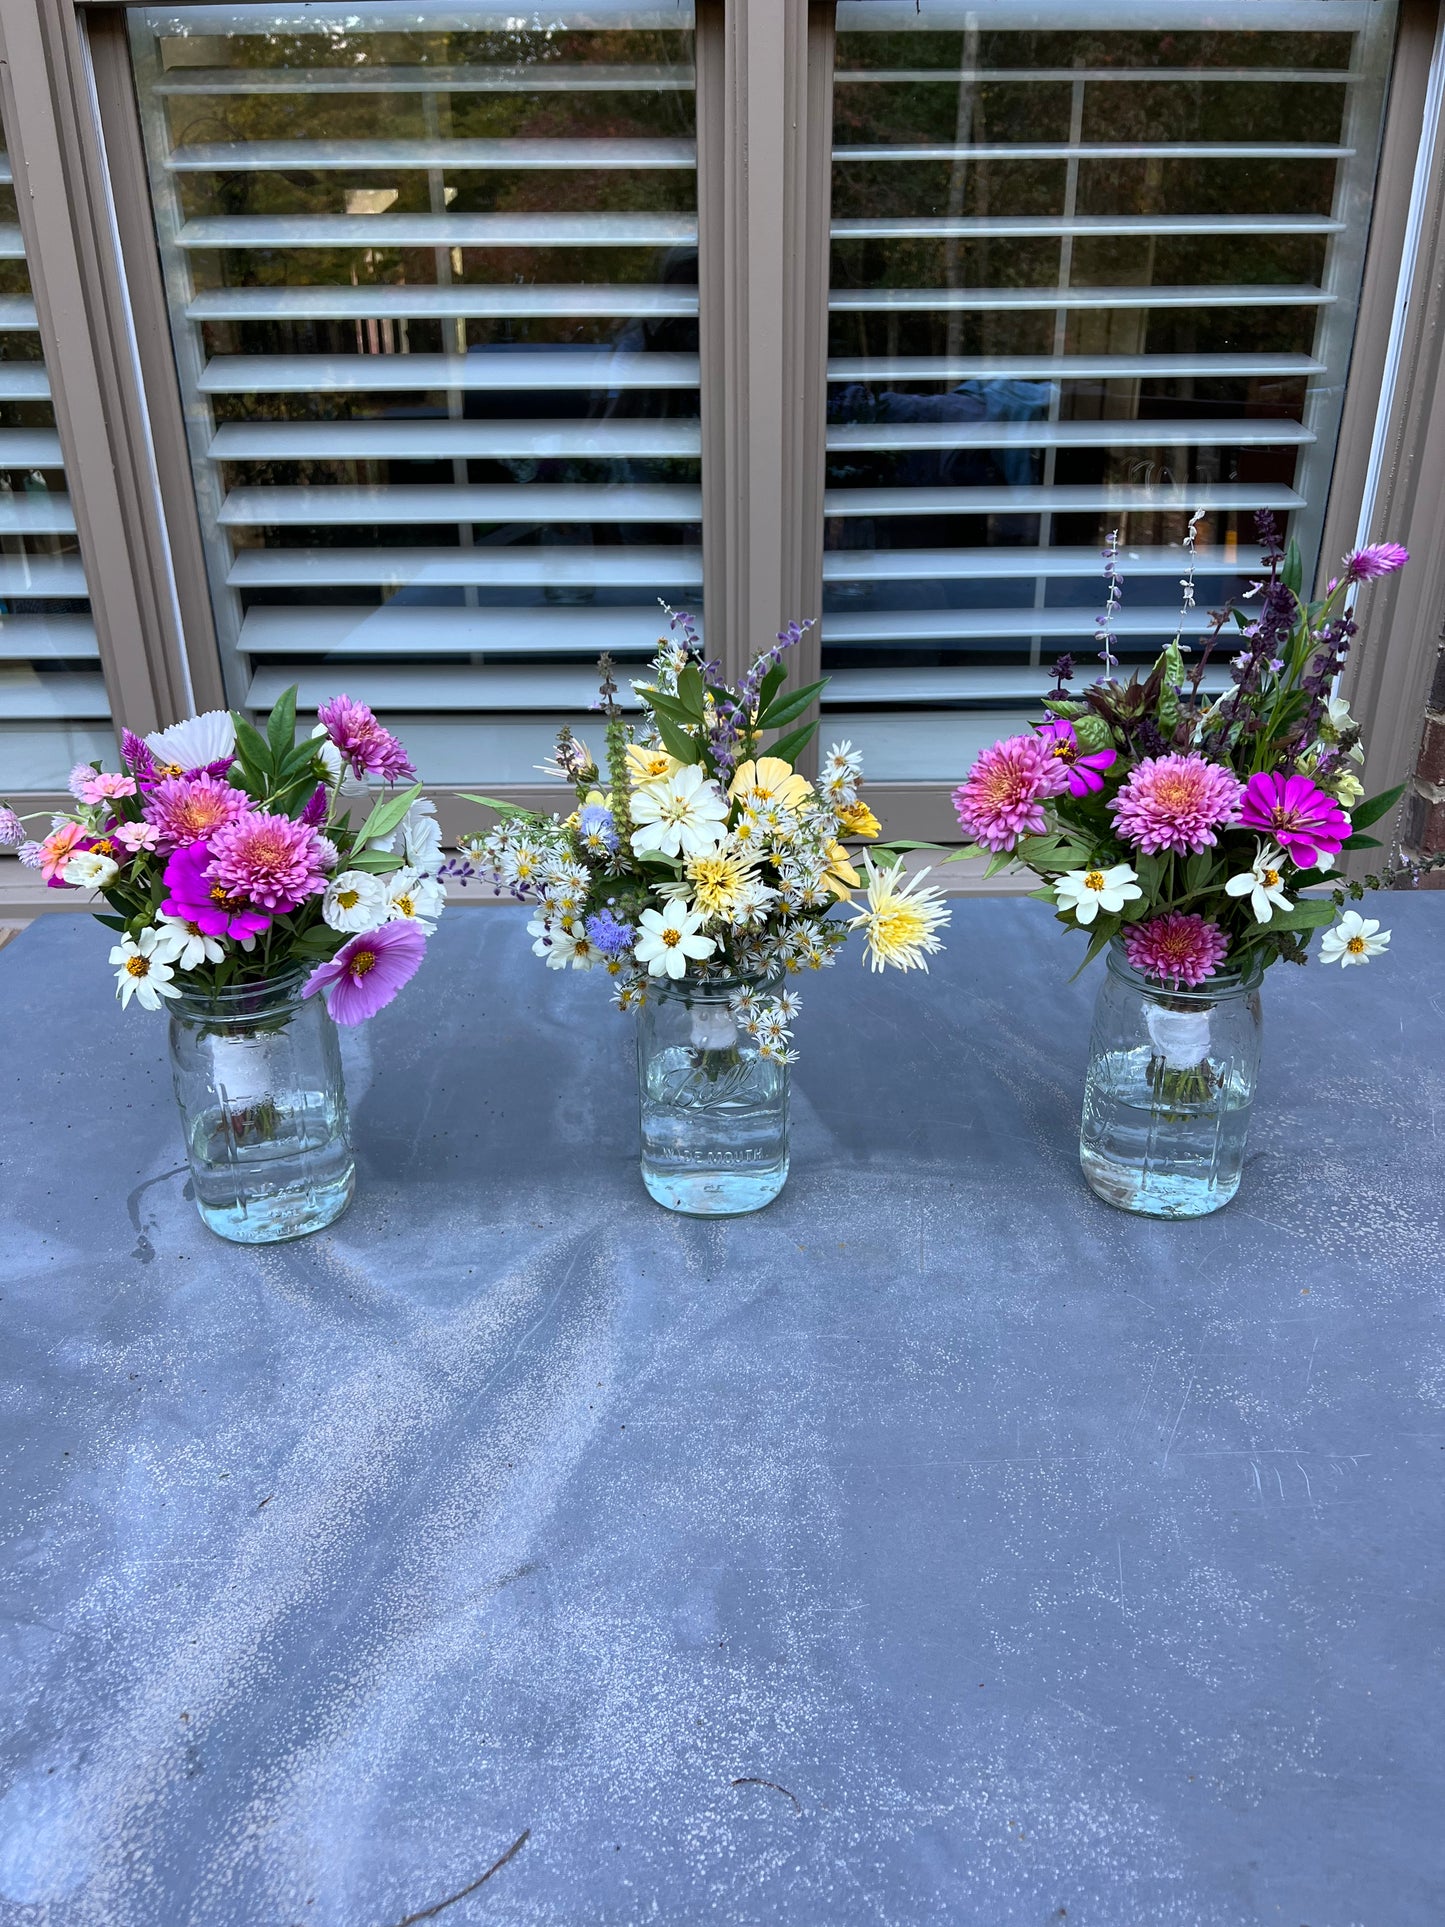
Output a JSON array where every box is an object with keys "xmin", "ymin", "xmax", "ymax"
[
  {"xmin": 128, "ymin": 2, "xmax": 701, "ymax": 782},
  {"xmin": 0, "ymin": 127, "xmax": 110, "ymax": 791},
  {"xmin": 823, "ymin": 0, "xmax": 1400, "ymax": 780}
]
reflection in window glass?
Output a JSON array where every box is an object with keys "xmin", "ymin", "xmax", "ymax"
[
  {"xmin": 0, "ymin": 140, "xmax": 111, "ymax": 791},
  {"xmin": 825, "ymin": 0, "xmax": 1398, "ymax": 779},
  {"xmin": 129, "ymin": 4, "xmax": 700, "ymax": 782}
]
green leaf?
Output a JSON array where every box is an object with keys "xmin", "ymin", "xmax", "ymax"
[
  {"xmin": 1068, "ymin": 914, "xmax": 1122, "ymax": 981},
  {"xmin": 767, "ymin": 717, "xmax": 820, "ymax": 766},
  {"xmin": 355, "ymin": 781, "xmax": 423, "ymax": 847},
  {"xmin": 1184, "ymin": 851, "xmax": 1216, "ymax": 895},
  {"xmin": 636, "ymin": 684, "xmax": 698, "ymax": 727},
  {"xmin": 266, "ymin": 684, "xmax": 298, "ymax": 763},
  {"xmin": 653, "ymin": 709, "xmax": 702, "ymax": 765},
  {"xmin": 1242, "ymin": 896, "xmax": 1336, "ymax": 936},
  {"xmin": 675, "ymin": 662, "xmax": 706, "ymax": 719},
  {"xmin": 983, "ymin": 849, "xmax": 1017, "ymax": 881},
  {"xmin": 756, "ymin": 678, "xmax": 828, "ymax": 732},
  {"xmin": 93, "ymin": 913, "xmax": 127, "ymax": 932},
  {"xmin": 341, "ymin": 849, "xmax": 404, "ymax": 874},
  {"xmin": 457, "ymin": 792, "xmax": 538, "ymax": 819},
  {"xmin": 1341, "ymin": 832, "xmax": 1383, "ymax": 851},
  {"xmin": 756, "ymin": 661, "xmax": 787, "ymax": 715},
  {"xmin": 940, "ymin": 842, "xmax": 989, "ymax": 864},
  {"xmin": 1281, "ymin": 537, "xmax": 1304, "ymax": 599},
  {"xmin": 1350, "ymin": 781, "xmax": 1406, "ymax": 831},
  {"xmin": 231, "ymin": 712, "xmax": 274, "ymax": 784}
]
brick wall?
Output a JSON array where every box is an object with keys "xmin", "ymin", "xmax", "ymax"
[{"xmin": 1399, "ymin": 631, "xmax": 1445, "ymax": 888}]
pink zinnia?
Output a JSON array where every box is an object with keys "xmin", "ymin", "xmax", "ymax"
[
  {"xmin": 73, "ymin": 770, "xmax": 137, "ymax": 805},
  {"xmin": 1344, "ymin": 542, "xmax": 1408, "ymax": 582},
  {"xmin": 36, "ymin": 820, "xmax": 89, "ymax": 885},
  {"xmin": 1124, "ymin": 913, "xmax": 1231, "ymax": 990},
  {"xmin": 303, "ymin": 922, "xmax": 426, "ymax": 1025},
  {"xmin": 952, "ymin": 732, "xmax": 1069, "ymax": 851},
  {"xmin": 1035, "ymin": 718, "xmax": 1117, "ymax": 798},
  {"xmin": 316, "ymin": 694, "xmax": 416, "ymax": 783},
  {"xmin": 143, "ymin": 774, "xmax": 249, "ymax": 852},
  {"xmin": 205, "ymin": 811, "xmax": 331, "ymax": 914},
  {"xmin": 1109, "ymin": 754, "xmax": 1243, "ymax": 856},
  {"xmin": 1238, "ymin": 771, "xmax": 1351, "ymax": 869}
]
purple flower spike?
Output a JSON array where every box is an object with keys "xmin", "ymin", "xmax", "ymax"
[{"xmin": 1345, "ymin": 543, "xmax": 1409, "ymax": 582}]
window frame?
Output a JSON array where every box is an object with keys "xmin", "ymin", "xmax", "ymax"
[{"xmin": 0, "ymin": 0, "xmax": 1440, "ymax": 913}]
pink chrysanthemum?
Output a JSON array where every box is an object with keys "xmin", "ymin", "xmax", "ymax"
[
  {"xmin": 1109, "ymin": 754, "xmax": 1243, "ymax": 856},
  {"xmin": 303, "ymin": 922, "xmax": 426, "ymax": 1025},
  {"xmin": 1124, "ymin": 913, "xmax": 1231, "ymax": 990},
  {"xmin": 316, "ymin": 694, "xmax": 416, "ymax": 783},
  {"xmin": 142, "ymin": 774, "xmax": 249, "ymax": 853},
  {"xmin": 1344, "ymin": 542, "xmax": 1409, "ymax": 582},
  {"xmin": 952, "ymin": 732, "xmax": 1069, "ymax": 852},
  {"xmin": 1238, "ymin": 771, "xmax": 1351, "ymax": 869},
  {"xmin": 206, "ymin": 811, "xmax": 331, "ymax": 914}
]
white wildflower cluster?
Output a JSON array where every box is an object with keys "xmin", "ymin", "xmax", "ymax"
[{"xmin": 729, "ymin": 986, "xmax": 802, "ymax": 1064}]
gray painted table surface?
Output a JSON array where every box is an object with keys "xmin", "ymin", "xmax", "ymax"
[{"xmin": 2, "ymin": 900, "xmax": 1443, "ymax": 1927}]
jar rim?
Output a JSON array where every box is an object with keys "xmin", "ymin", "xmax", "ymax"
[
  {"xmin": 168, "ymin": 962, "xmax": 312, "ymax": 1020},
  {"xmin": 1105, "ymin": 934, "xmax": 1264, "ymax": 998},
  {"xmin": 649, "ymin": 965, "xmax": 785, "ymax": 1002}
]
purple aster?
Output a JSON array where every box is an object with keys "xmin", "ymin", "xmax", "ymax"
[
  {"xmin": 316, "ymin": 694, "xmax": 416, "ymax": 783},
  {"xmin": 1238, "ymin": 772, "xmax": 1351, "ymax": 869},
  {"xmin": 206, "ymin": 811, "xmax": 331, "ymax": 914},
  {"xmin": 1109, "ymin": 754, "xmax": 1243, "ymax": 856},
  {"xmin": 303, "ymin": 922, "xmax": 426, "ymax": 1025},
  {"xmin": 161, "ymin": 842, "xmax": 271, "ymax": 941},
  {"xmin": 1124, "ymin": 912, "xmax": 1231, "ymax": 990},
  {"xmin": 585, "ymin": 908, "xmax": 635, "ymax": 957},
  {"xmin": 1034, "ymin": 719, "xmax": 1117, "ymax": 798},
  {"xmin": 1344, "ymin": 543, "xmax": 1409, "ymax": 583}
]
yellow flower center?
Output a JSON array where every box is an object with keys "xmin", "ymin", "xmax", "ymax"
[
  {"xmin": 1084, "ymin": 870, "xmax": 1107, "ymax": 892},
  {"xmin": 1263, "ymin": 868, "xmax": 1280, "ymax": 888},
  {"xmin": 125, "ymin": 955, "xmax": 150, "ymax": 978},
  {"xmin": 351, "ymin": 949, "xmax": 378, "ymax": 977},
  {"xmin": 394, "ymin": 894, "xmax": 414, "ymax": 917},
  {"xmin": 1346, "ymin": 935, "xmax": 1366, "ymax": 955},
  {"xmin": 661, "ymin": 928, "xmax": 681, "ymax": 947},
  {"xmin": 337, "ymin": 889, "xmax": 359, "ymax": 910}
]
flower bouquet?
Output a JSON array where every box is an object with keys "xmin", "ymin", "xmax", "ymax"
[
  {"xmin": 949, "ymin": 515, "xmax": 1412, "ymax": 1218},
  {"xmin": 454, "ymin": 613, "xmax": 951, "ymax": 1215},
  {"xmin": 1, "ymin": 689, "xmax": 442, "ymax": 1242}
]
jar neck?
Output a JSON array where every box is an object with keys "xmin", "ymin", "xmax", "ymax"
[
  {"xmin": 169, "ymin": 965, "xmax": 311, "ymax": 1026},
  {"xmin": 1105, "ymin": 936, "xmax": 1263, "ymax": 1002},
  {"xmin": 650, "ymin": 967, "xmax": 783, "ymax": 1006}
]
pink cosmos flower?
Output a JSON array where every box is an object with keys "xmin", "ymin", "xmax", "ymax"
[
  {"xmin": 206, "ymin": 811, "xmax": 332, "ymax": 914},
  {"xmin": 161, "ymin": 843, "xmax": 271, "ymax": 940},
  {"xmin": 1344, "ymin": 543, "xmax": 1409, "ymax": 582},
  {"xmin": 1034, "ymin": 718, "xmax": 1117, "ymax": 798},
  {"xmin": 303, "ymin": 921, "xmax": 426, "ymax": 1025},
  {"xmin": 316, "ymin": 694, "xmax": 416, "ymax": 783},
  {"xmin": 1124, "ymin": 912, "xmax": 1231, "ymax": 990},
  {"xmin": 1109, "ymin": 754, "xmax": 1243, "ymax": 856},
  {"xmin": 36, "ymin": 820, "xmax": 89, "ymax": 885},
  {"xmin": 1238, "ymin": 772, "xmax": 1351, "ymax": 869},
  {"xmin": 143, "ymin": 774, "xmax": 250, "ymax": 852},
  {"xmin": 952, "ymin": 732, "xmax": 1070, "ymax": 852},
  {"xmin": 74, "ymin": 771, "xmax": 137, "ymax": 806},
  {"xmin": 114, "ymin": 819, "xmax": 161, "ymax": 854}
]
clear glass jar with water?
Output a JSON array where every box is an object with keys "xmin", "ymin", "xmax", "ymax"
[
  {"xmin": 1080, "ymin": 939, "xmax": 1263, "ymax": 1218},
  {"xmin": 168, "ymin": 967, "xmax": 354, "ymax": 1243},
  {"xmin": 636, "ymin": 972, "xmax": 789, "ymax": 1216}
]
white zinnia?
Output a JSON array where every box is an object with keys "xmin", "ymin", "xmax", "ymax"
[
  {"xmin": 144, "ymin": 709, "xmax": 236, "ymax": 773},
  {"xmin": 384, "ymin": 866, "xmax": 445, "ymax": 935},
  {"xmin": 323, "ymin": 869, "xmax": 389, "ymax": 933},
  {"xmin": 153, "ymin": 914, "xmax": 226, "ymax": 970},
  {"xmin": 109, "ymin": 927, "xmax": 181, "ymax": 1011},
  {"xmin": 369, "ymin": 797, "xmax": 443, "ymax": 875},
  {"xmin": 630, "ymin": 765, "xmax": 729, "ymax": 860},
  {"xmin": 1319, "ymin": 909, "xmax": 1390, "ymax": 967},
  {"xmin": 1054, "ymin": 862, "xmax": 1142, "ymax": 926},
  {"xmin": 1224, "ymin": 842, "xmax": 1294, "ymax": 924},
  {"xmin": 61, "ymin": 850, "xmax": 119, "ymax": 892},
  {"xmin": 633, "ymin": 901, "xmax": 717, "ymax": 979}
]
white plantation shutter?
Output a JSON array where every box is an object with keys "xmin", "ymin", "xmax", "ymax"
[
  {"xmin": 825, "ymin": 0, "xmax": 1399, "ymax": 779},
  {"xmin": 128, "ymin": 2, "xmax": 701, "ymax": 782},
  {"xmin": 0, "ymin": 139, "xmax": 111, "ymax": 791}
]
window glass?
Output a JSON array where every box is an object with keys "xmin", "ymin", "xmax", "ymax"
[
  {"xmin": 128, "ymin": 3, "xmax": 700, "ymax": 782},
  {"xmin": 826, "ymin": 0, "xmax": 1399, "ymax": 778},
  {"xmin": 0, "ymin": 136, "xmax": 111, "ymax": 791}
]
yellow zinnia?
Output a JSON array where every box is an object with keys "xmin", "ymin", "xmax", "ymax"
[
  {"xmin": 834, "ymin": 798, "xmax": 880, "ymax": 840},
  {"xmin": 823, "ymin": 840, "xmax": 860, "ymax": 901},
  {"xmin": 627, "ymin": 744, "xmax": 681, "ymax": 787},
  {"xmin": 727, "ymin": 755, "xmax": 813, "ymax": 812},
  {"xmin": 847, "ymin": 857, "xmax": 951, "ymax": 972}
]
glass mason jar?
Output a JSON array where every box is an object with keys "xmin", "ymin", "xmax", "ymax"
[
  {"xmin": 636, "ymin": 972, "xmax": 789, "ymax": 1216},
  {"xmin": 168, "ymin": 967, "xmax": 354, "ymax": 1243},
  {"xmin": 1079, "ymin": 939, "xmax": 1264, "ymax": 1219}
]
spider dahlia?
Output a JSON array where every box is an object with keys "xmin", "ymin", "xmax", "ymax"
[
  {"xmin": 1109, "ymin": 754, "xmax": 1243, "ymax": 856},
  {"xmin": 952, "ymin": 733, "xmax": 1069, "ymax": 852}
]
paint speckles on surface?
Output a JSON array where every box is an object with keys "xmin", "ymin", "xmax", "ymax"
[{"xmin": 1, "ymin": 904, "xmax": 1444, "ymax": 1926}]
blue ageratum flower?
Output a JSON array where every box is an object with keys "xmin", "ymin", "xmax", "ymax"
[
  {"xmin": 578, "ymin": 804, "xmax": 619, "ymax": 855},
  {"xmin": 585, "ymin": 908, "xmax": 634, "ymax": 957}
]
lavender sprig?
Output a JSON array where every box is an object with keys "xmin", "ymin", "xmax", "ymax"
[{"xmin": 1095, "ymin": 531, "xmax": 1123, "ymax": 676}]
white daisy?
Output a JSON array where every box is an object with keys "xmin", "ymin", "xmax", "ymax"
[
  {"xmin": 1224, "ymin": 843, "xmax": 1294, "ymax": 924},
  {"xmin": 323, "ymin": 869, "xmax": 389, "ymax": 933},
  {"xmin": 144, "ymin": 709, "xmax": 236, "ymax": 774},
  {"xmin": 630, "ymin": 765, "xmax": 729, "ymax": 861},
  {"xmin": 152, "ymin": 914, "xmax": 226, "ymax": 970},
  {"xmin": 1054, "ymin": 862, "xmax": 1143, "ymax": 927},
  {"xmin": 109, "ymin": 927, "xmax": 181, "ymax": 1011},
  {"xmin": 385, "ymin": 866, "xmax": 445, "ymax": 935},
  {"xmin": 1319, "ymin": 910, "xmax": 1390, "ymax": 967},
  {"xmin": 632, "ymin": 901, "xmax": 717, "ymax": 979}
]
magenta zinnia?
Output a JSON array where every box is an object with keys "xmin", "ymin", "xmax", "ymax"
[
  {"xmin": 205, "ymin": 812, "xmax": 331, "ymax": 914},
  {"xmin": 952, "ymin": 732, "xmax": 1069, "ymax": 851},
  {"xmin": 1034, "ymin": 718, "xmax": 1116, "ymax": 798},
  {"xmin": 303, "ymin": 921, "xmax": 426, "ymax": 1025},
  {"xmin": 1124, "ymin": 913, "xmax": 1230, "ymax": 990},
  {"xmin": 1109, "ymin": 753, "xmax": 1243, "ymax": 856},
  {"xmin": 316, "ymin": 694, "xmax": 416, "ymax": 783},
  {"xmin": 1238, "ymin": 772, "xmax": 1351, "ymax": 869},
  {"xmin": 142, "ymin": 774, "xmax": 249, "ymax": 852}
]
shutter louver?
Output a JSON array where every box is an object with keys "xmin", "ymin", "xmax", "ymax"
[
  {"xmin": 130, "ymin": 1, "xmax": 701, "ymax": 784},
  {"xmin": 825, "ymin": 0, "xmax": 1399, "ymax": 778}
]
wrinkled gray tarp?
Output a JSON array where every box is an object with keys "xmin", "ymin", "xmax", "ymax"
[{"xmin": 2, "ymin": 901, "xmax": 1443, "ymax": 1927}]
